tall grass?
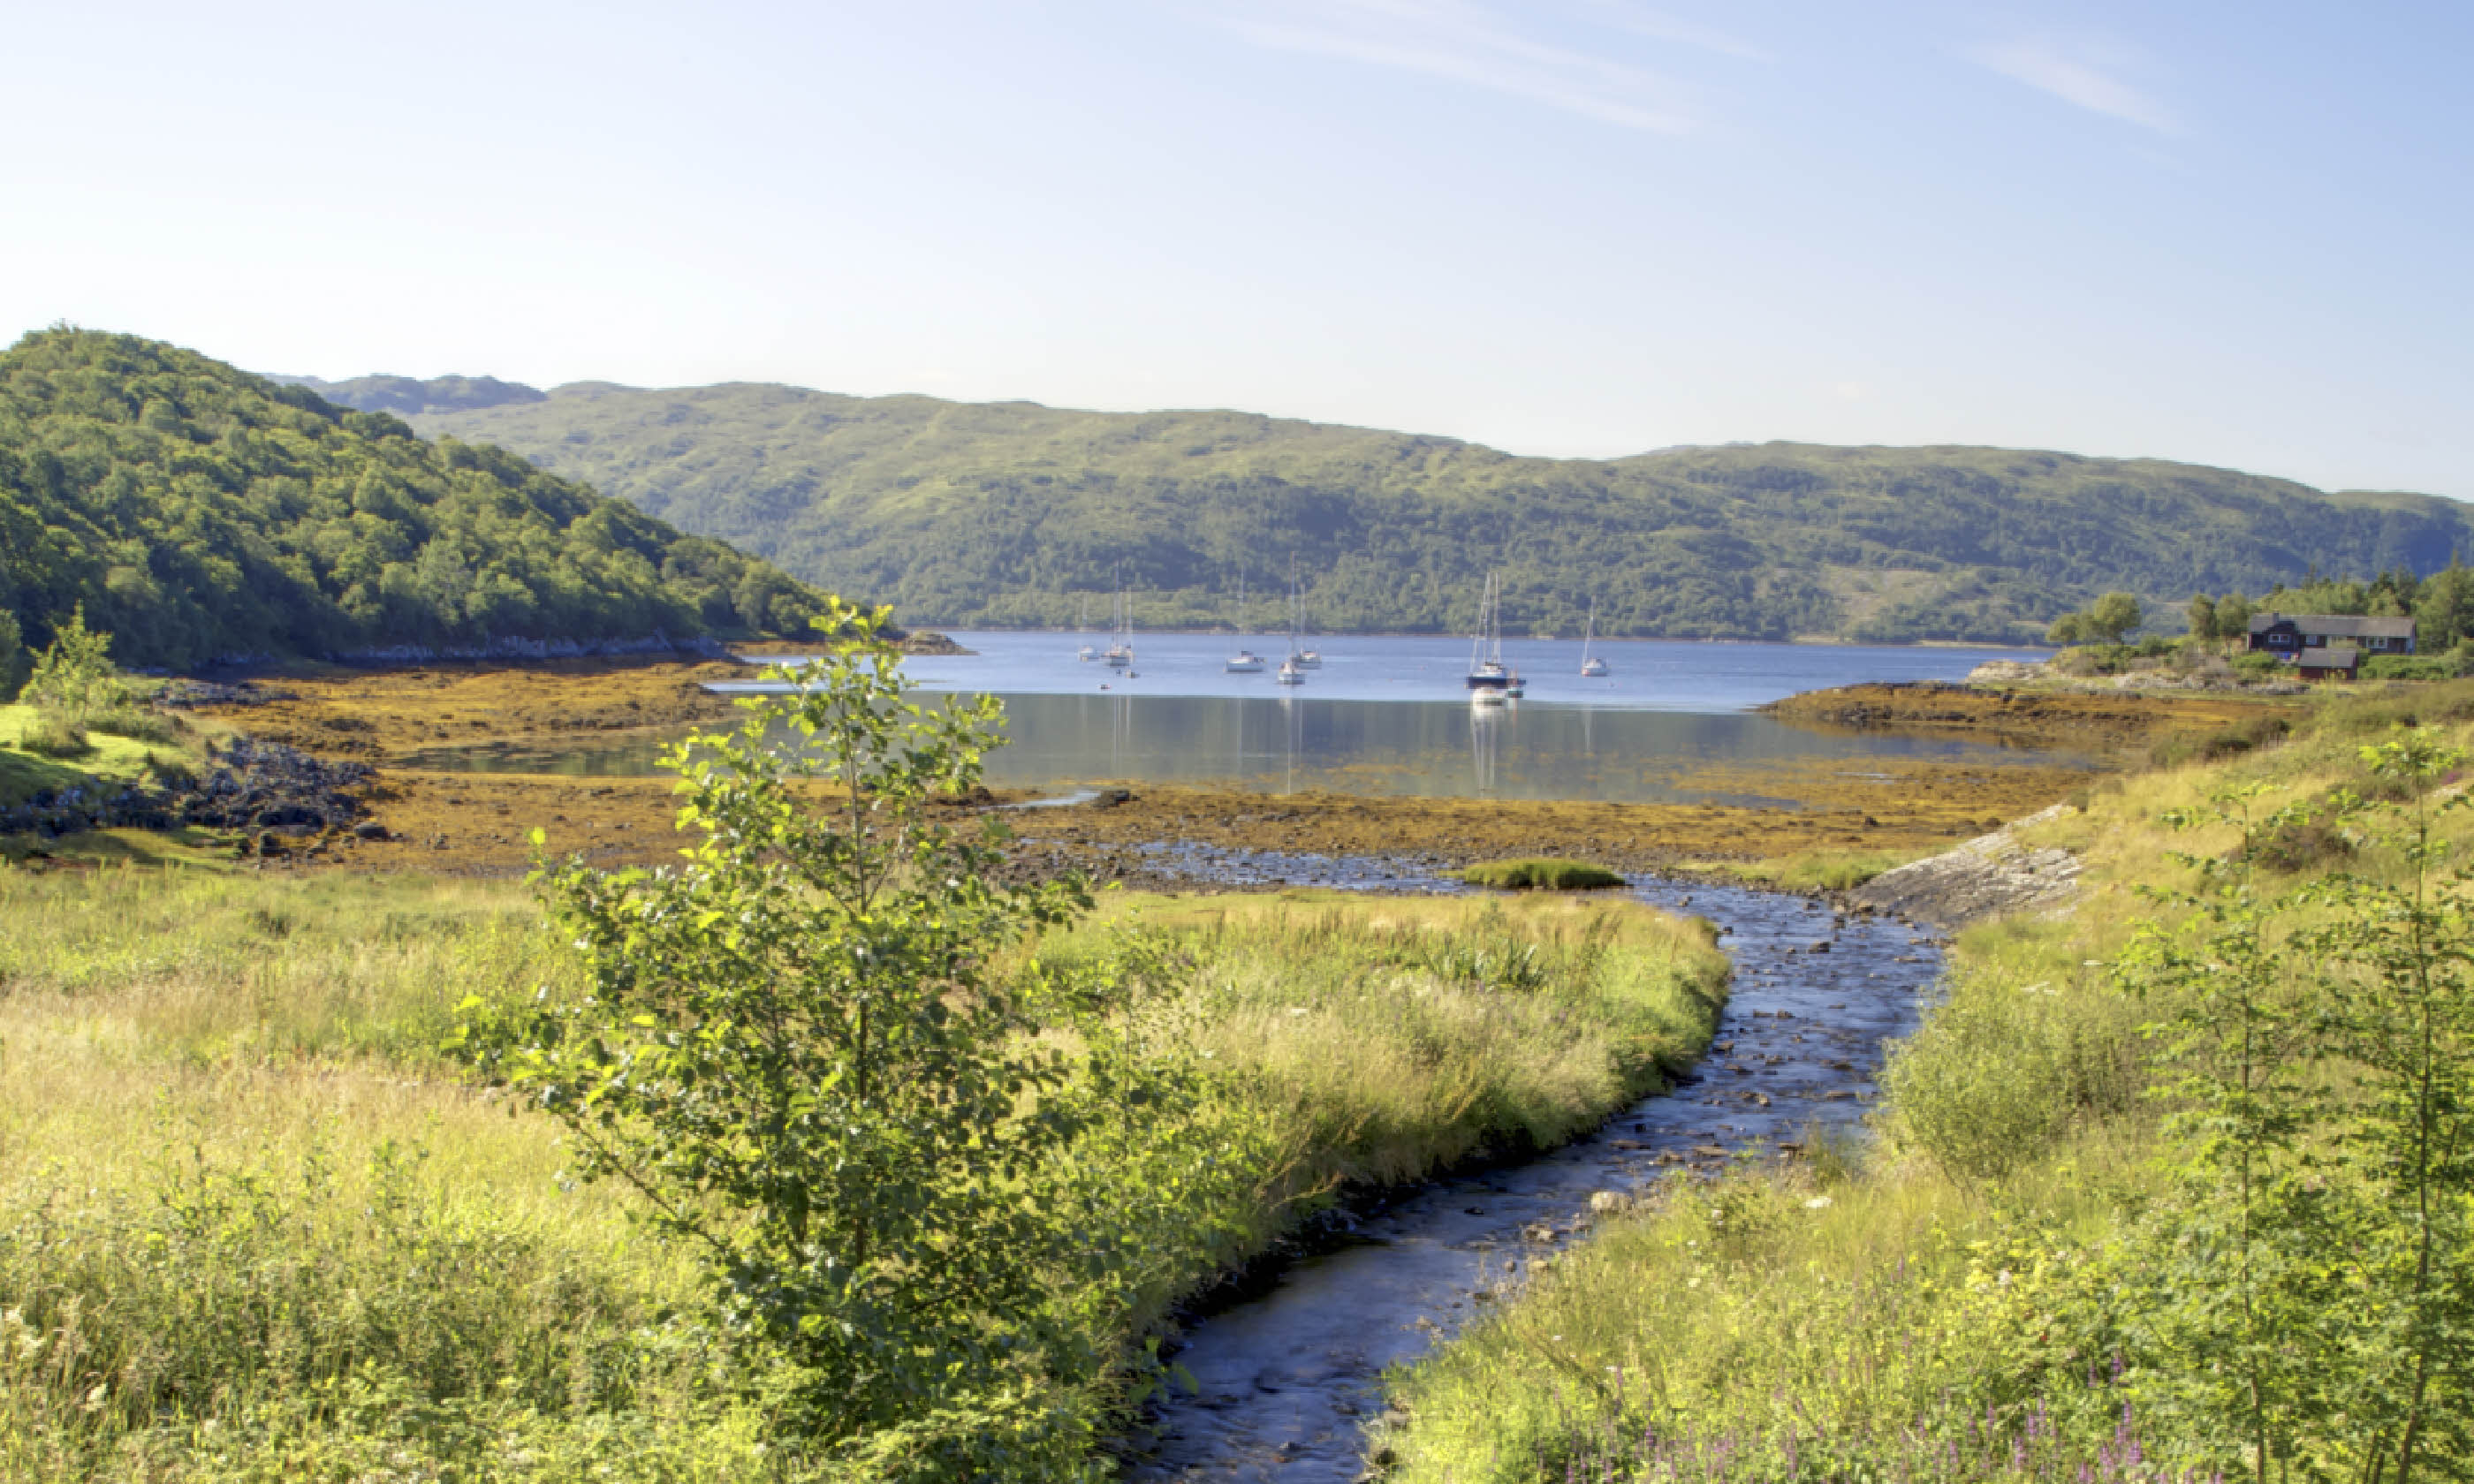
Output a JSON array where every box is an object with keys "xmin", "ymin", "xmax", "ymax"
[
  {"xmin": 0, "ymin": 868, "xmax": 1726, "ymax": 1478},
  {"xmin": 1383, "ymin": 700, "xmax": 2474, "ymax": 1481},
  {"xmin": 1455, "ymin": 859, "xmax": 1627, "ymax": 890}
]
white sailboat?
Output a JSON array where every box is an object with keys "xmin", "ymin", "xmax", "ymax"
[
  {"xmin": 1276, "ymin": 575, "xmax": 1307, "ymax": 685},
  {"xmin": 1226, "ymin": 572, "xmax": 1265, "ymax": 672},
  {"xmin": 1076, "ymin": 594, "xmax": 1097, "ymax": 662},
  {"xmin": 1468, "ymin": 572, "xmax": 1511, "ymax": 706},
  {"xmin": 1580, "ymin": 600, "xmax": 1610, "ymax": 677},
  {"xmin": 1102, "ymin": 587, "xmax": 1134, "ymax": 669}
]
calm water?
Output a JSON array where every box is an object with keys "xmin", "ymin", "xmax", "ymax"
[
  {"xmin": 405, "ymin": 632, "xmax": 2074, "ymax": 804},
  {"xmin": 806, "ymin": 629, "xmax": 2044, "ymax": 711}
]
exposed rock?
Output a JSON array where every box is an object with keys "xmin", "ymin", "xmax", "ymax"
[
  {"xmin": 897, "ymin": 630, "xmax": 976, "ymax": 656},
  {"xmin": 1848, "ymin": 803, "xmax": 2080, "ymax": 929}
]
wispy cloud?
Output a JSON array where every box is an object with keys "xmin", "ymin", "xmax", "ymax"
[
  {"xmin": 1223, "ymin": 0, "xmax": 1702, "ymax": 133},
  {"xmin": 1969, "ymin": 35, "xmax": 2180, "ymax": 133},
  {"xmin": 1584, "ymin": 1, "xmax": 1772, "ymax": 64}
]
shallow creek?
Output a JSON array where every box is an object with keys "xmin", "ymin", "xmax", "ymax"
[{"xmin": 1123, "ymin": 846, "xmax": 1944, "ymax": 1481}]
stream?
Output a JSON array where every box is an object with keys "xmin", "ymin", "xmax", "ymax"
[{"xmin": 1121, "ymin": 848, "xmax": 1945, "ymax": 1481}]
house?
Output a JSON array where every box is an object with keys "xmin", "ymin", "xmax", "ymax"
[
  {"xmin": 2297, "ymin": 647, "xmax": 2362, "ymax": 682},
  {"xmin": 2246, "ymin": 612, "xmax": 2416, "ymax": 661}
]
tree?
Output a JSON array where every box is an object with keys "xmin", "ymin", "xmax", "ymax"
[
  {"xmin": 455, "ymin": 598, "xmax": 1099, "ymax": 1450},
  {"xmin": 21, "ymin": 602, "xmax": 122, "ymax": 722},
  {"xmin": 0, "ymin": 609, "xmax": 22, "ymax": 700},
  {"xmin": 2084, "ymin": 590, "xmax": 2144, "ymax": 644},
  {"xmin": 2413, "ymin": 561, "xmax": 2474, "ymax": 652},
  {"xmin": 2188, "ymin": 593, "xmax": 2219, "ymax": 643},
  {"xmin": 2217, "ymin": 591, "xmax": 2254, "ymax": 645},
  {"xmin": 2045, "ymin": 612, "xmax": 2085, "ymax": 646}
]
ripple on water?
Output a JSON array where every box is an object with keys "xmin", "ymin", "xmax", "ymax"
[{"xmin": 1122, "ymin": 852, "xmax": 1942, "ymax": 1482}]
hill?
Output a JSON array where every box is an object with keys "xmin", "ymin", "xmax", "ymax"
[
  {"xmin": 305, "ymin": 375, "xmax": 2474, "ymax": 645},
  {"xmin": 0, "ymin": 331, "xmax": 826, "ymax": 670}
]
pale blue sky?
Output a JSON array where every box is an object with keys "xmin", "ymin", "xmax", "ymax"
[{"xmin": 4, "ymin": 1, "xmax": 2467, "ymax": 495}]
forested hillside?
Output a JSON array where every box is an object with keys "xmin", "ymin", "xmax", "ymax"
[
  {"xmin": 0, "ymin": 332, "xmax": 825, "ymax": 670},
  {"xmin": 363, "ymin": 376, "xmax": 2474, "ymax": 643}
]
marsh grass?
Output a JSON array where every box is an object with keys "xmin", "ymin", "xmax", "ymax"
[
  {"xmin": 0, "ymin": 869, "xmax": 1727, "ymax": 1478},
  {"xmin": 1386, "ymin": 700, "xmax": 2474, "ymax": 1482},
  {"xmin": 1713, "ymin": 845, "xmax": 1925, "ymax": 892},
  {"xmin": 0, "ymin": 702, "xmax": 207, "ymax": 804},
  {"xmin": 1455, "ymin": 858, "xmax": 1626, "ymax": 890},
  {"xmin": 1062, "ymin": 892, "xmax": 1728, "ymax": 1197}
]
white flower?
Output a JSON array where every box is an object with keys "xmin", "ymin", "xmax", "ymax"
[{"xmin": 1804, "ymin": 1195, "xmax": 1833, "ymax": 1210}]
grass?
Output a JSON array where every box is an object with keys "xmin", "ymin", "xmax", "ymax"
[
  {"xmin": 0, "ymin": 702, "xmax": 206, "ymax": 805},
  {"xmin": 1454, "ymin": 858, "xmax": 1627, "ymax": 890},
  {"xmin": 1382, "ymin": 691, "xmax": 2474, "ymax": 1482},
  {"xmin": 1700, "ymin": 844, "xmax": 1925, "ymax": 892},
  {"xmin": 0, "ymin": 868, "xmax": 1726, "ymax": 1478}
]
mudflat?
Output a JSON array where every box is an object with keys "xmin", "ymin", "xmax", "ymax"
[{"xmin": 177, "ymin": 662, "xmax": 2224, "ymax": 878}]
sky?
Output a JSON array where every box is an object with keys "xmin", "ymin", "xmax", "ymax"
[{"xmin": 4, "ymin": 0, "xmax": 2468, "ymax": 496}]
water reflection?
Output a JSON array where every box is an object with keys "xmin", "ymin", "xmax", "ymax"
[{"xmin": 403, "ymin": 693, "xmax": 2088, "ymax": 806}]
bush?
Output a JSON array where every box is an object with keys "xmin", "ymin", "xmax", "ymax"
[
  {"xmin": 1456, "ymin": 858, "xmax": 1625, "ymax": 890},
  {"xmin": 2361, "ymin": 653, "xmax": 2463, "ymax": 682},
  {"xmin": 2148, "ymin": 711, "xmax": 2291, "ymax": 768},
  {"xmin": 86, "ymin": 705, "xmax": 183, "ymax": 746},
  {"xmin": 18, "ymin": 709, "xmax": 91, "ymax": 758}
]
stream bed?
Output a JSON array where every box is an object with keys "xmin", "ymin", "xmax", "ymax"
[{"xmin": 1122, "ymin": 849, "xmax": 1945, "ymax": 1481}]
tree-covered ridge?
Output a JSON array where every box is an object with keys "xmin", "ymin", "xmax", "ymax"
[
  {"xmin": 399, "ymin": 378, "xmax": 2474, "ymax": 643},
  {"xmin": 0, "ymin": 331, "xmax": 825, "ymax": 669}
]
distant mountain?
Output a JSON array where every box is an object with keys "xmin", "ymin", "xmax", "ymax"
[
  {"xmin": 0, "ymin": 332, "xmax": 826, "ymax": 669},
  {"xmin": 272, "ymin": 372, "xmax": 547, "ymax": 416},
  {"xmin": 367, "ymin": 377, "xmax": 2471, "ymax": 645}
]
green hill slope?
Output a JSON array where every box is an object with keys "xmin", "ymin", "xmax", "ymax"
[
  {"xmin": 0, "ymin": 332, "xmax": 826, "ymax": 670},
  {"xmin": 312, "ymin": 375, "xmax": 2473, "ymax": 644}
]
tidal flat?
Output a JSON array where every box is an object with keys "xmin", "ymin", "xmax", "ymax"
[{"xmin": 168, "ymin": 658, "xmax": 2236, "ymax": 880}]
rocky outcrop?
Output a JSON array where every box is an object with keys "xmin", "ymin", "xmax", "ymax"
[
  {"xmin": 1848, "ymin": 804, "xmax": 2081, "ymax": 928},
  {"xmin": 897, "ymin": 631, "xmax": 975, "ymax": 656}
]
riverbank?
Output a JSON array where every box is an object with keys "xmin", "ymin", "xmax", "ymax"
[
  {"xmin": 1377, "ymin": 677, "xmax": 2474, "ymax": 1482},
  {"xmin": 0, "ymin": 867, "xmax": 1725, "ymax": 1479}
]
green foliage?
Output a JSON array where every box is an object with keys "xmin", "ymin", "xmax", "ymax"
[
  {"xmin": 404, "ymin": 382, "xmax": 2474, "ymax": 643},
  {"xmin": 2106, "ymin": 742, "xmax": 2474, "ymax": 1480},
  {"xmin": 0, "ymin": 329, "xmax": 827, "ymax": 669},
  {"xmin": 1454, "ymin": 857, "xmax": 1624, "ymax": 890},
  {"xmin": 2364, "ymin": 652, "xmax": 2469, "ymax": 681},
  {"xmin": 2049, "ymin": 589, "xmax": 2144, "ymax": 645},
  {"xmin": 15, "ymin": 707, "xmax": 89, "ymax": 757},
  {"xmin": 459, "ymin": 598, "xmax": 1102, "ymax": 1453},
  {"xmin": 0, "ymin": 608, "xmax": 21, "ymax": 700},
  {"xmin": 19, "ymin": 602, "xmax": 123, "ymax": 723}
]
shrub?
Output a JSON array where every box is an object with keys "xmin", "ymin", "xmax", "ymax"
[
  {"xmin": 18, "ymin": 709, "xmax": 91, "ymax": 757},
  {"xmin": 86, "ymin": 705, "xmax": 182, "ymax": 746},
  {"xmin": 1456, "ymin": 858, "xmax": 1625, "ymax": 890},
  {"xmin": 2148, "ymin": 711, "xmax": 2291, "ymax": 768},
  {"xmin": 0, "ymin": 610, "xmax": 22, "ymax": 701},
  {"xmin": 2362, "ymin": 653, "xmax": 2465, "ymax": 682}
]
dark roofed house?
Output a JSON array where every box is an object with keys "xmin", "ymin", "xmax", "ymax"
[
  {"xmin": 2297, "ymin": 646, "xmax": 2362, "ymax": 682},
  {"xmin": 2247, "ymin": 612, "xmax": 2415, "ymax": 667}
]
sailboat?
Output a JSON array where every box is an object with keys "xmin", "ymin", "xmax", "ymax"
[
  {"xmin": 1580, "ymin": 600, "xmax": 1610, "ymax": 677},
  {"xmin": 1226, "ymin": 572, "xmax": 1265, "ymax": 672},
  {"xmin": 1277, "ymin": 575, "xmax": 1308, "ymax": 685},
  {"xmin": 1295, "ymin": 579, "xmax": 1323, "ymax": 668},
  {"xmin": 1076, "ymin": 594, "xmax": 1097, "ymax": 662},
  {"xmin": 1102, "ymin": 587, "xmax": 1134, "ymax": 669},
  {"xmin": 1468, "ymin": 572, "xmax": 1512, "ymax": 705}
]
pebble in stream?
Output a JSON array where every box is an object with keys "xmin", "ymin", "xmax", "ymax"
[{"xmin": 1120, "ymin": 845, "xmax": 1941, "ymax": 1482}]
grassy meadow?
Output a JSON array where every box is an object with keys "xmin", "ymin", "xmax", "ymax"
[
  {"xmin": 0, "ymin": 867, "xmax": 1723, "ymax": 1479},
  {"xmin": 1382, "ymin": 685, "xmax": 2474, "ymax": 1481}
]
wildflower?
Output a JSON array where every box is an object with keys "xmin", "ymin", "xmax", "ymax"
[{"xmin": 1803, "ymin": 1195, "xmax": 1833, "ymax": 1210}]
